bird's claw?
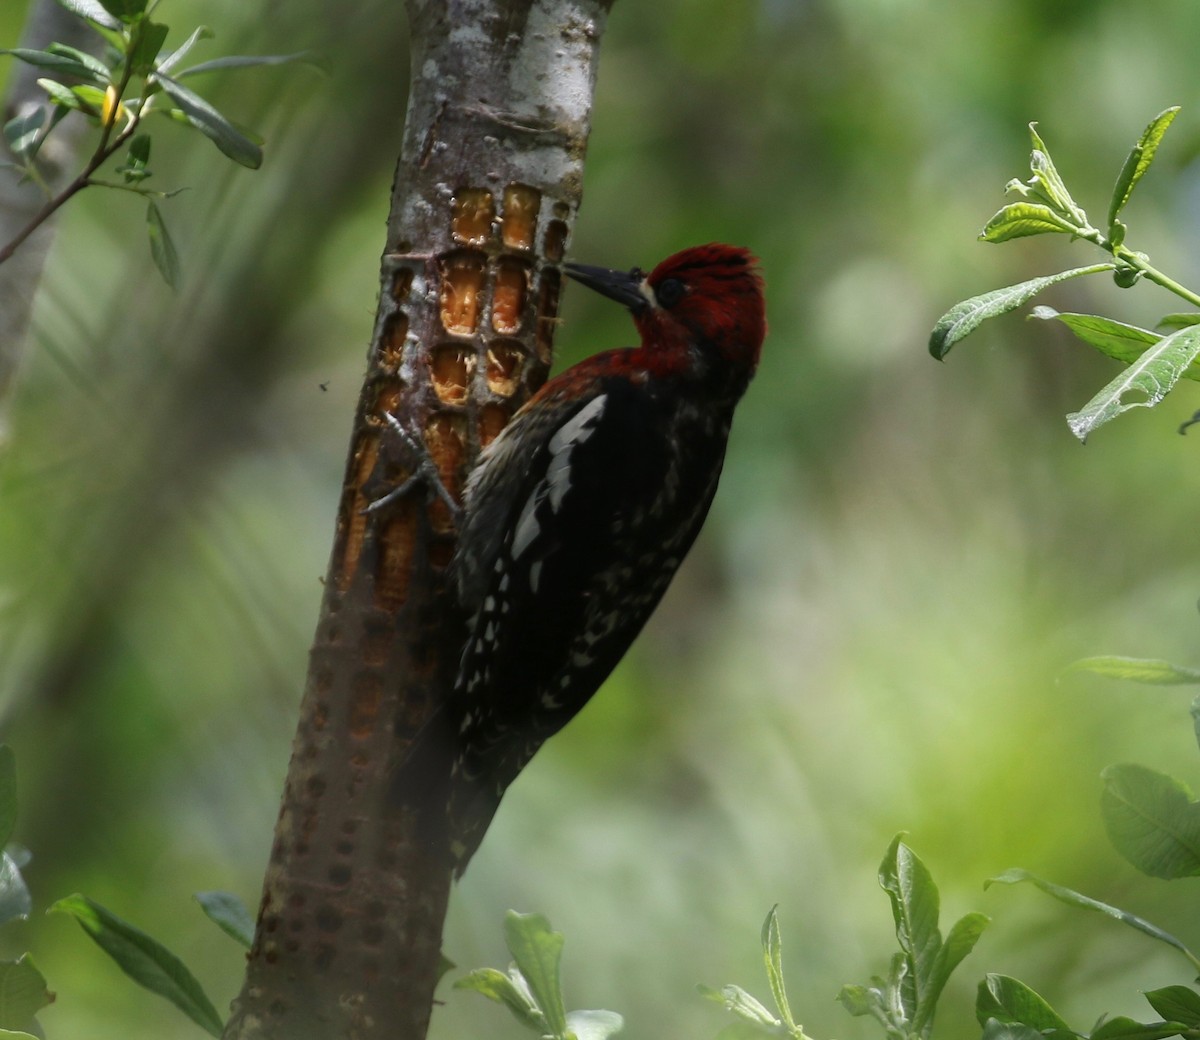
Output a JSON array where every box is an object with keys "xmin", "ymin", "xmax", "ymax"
[{"xmin": 364, "ymin": 412, "xmax": 463, "ymax": 522}]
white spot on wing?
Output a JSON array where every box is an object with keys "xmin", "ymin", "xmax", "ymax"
[
  {"xmin": 511, "ymin": 493, "xmax": 541, "ymax": 558},
  {"xmin": 547, "ymin": 395, "xmax": 607, "ymax": 511}
]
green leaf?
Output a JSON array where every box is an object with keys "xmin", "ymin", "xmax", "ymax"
[
  {"xmin": 760, "ymin": 906, "xmax": 795, "ymax": 1031},
  {"xmin": 1063, "ymin": 656, "xmax": 1200, "ymax": 685},
  {"xmin": 3, "ymin": 110, "xmax": 45, "ymax": 158},
  {"xmin": 128, "ymin": 20, "xmax": 169, "ymax": 76},
  {"xmin": 1090, "ymin": 1016, "xmax": 1189, "ymax": 1040},
  {"xmin": 36, "ymin": 78, "xmax": 92, "ymax": 115},
  {"xmin": 0, "ymin": 854, "xmax": 31, "ymax": 927},
  {"xmin": 0, "ymin": 955, "xmax": 52, "ymax": 1032},
  {"xmin": 0, "ymin": 47, "xmax": 108, "ymax": 84},
  {"xmin": 1158, "ymin": 314, "xmax": 1200, "ymax": 331},
  {"xmin": 153, "ymin": 26, "xmax": 214, "ymax": 77},
  {"xmin": 1102, "ymin": 763, "xmax": 1200, "ymax": 879},
  {"xmin": 1144, "ymin": 986, "xmax": 1200, "ymax": 1027},
  {"xmin": 976, "ymin": 974, "xmax": 1072, "ymax": 1033},
  {"xmin": 175, "ymin": 50, "xmax": 317, "ymax": 78},
  {"xmin": 980, "ymin": 1020, "xmax": 1050, "ymax": 1040},
  {"xmin": 45, "ymin": 43, "xmax": 111, "ymax": 81},
  {"xmin": 455, "ymin": 967, "xmax": 546, "ymax": 1033},
  {"xmin": 503, "ymin": 911, "xmax": 567, "ymax": 1038},
  {"xmin": 116, "ymin": 131, "xmax": 151, "ymax": 182},
  {"xmin": 1066, "ymin": 324, "xmax": 1200, "ymax": 442},
  {"xmin": 1029, "ymin": 308, "xmax": 1168, "ymax": 366},
  {"xmin": 836, "ymin": 984, "xmax": 881, "ymax": 1019},
  {"xmin": 0, "ymin": 1030, "xmax": 39, "ymax": 1039},
  {"xmin": 980, "ymin": 202, "xmax": 1081, "ymax": 242},
  {"xmin": 146, "ymin": 201, "xmax": 180, "ymax": 289},
  {"xmin": 929, "ymin": 264, "xmax": 1115, "ymax": 359},
  {"xmin": 54, "ymin": 0, "xmax": 120, "ymax": 30},
  {"xmin": 1025, "ymin": 123, "xmax": 1088, "ymax": 225},
  {"xmin": 153, "ymin": 73, "xmax": 261, "ymax": 167},
  {"xmin": 878, "ymin": 835, "xmax": 940, "ymax": 1027},
  {"xmin": 566, "ymin": 1009, "xmax": 624, "ymax": 1040},
  {"xmin": 698, "ymin": 984, "xmax": 779, "ymax": 1028},
  {"xmin": 194, "ymin": 891, "xmax": 253, "ymax": 949},
  {"xmin": 1108, "ymin": 107, "xmax": 1180, "ymax": 230},
  {"xmin": 98, "ymin": 0, "xmax": 147, "ymax": 23},
  {"xmin": 69, "ymin": 84, "xmax": 107, "ymax": 110},
  {"xmin": 985, "ymin": 869, "xmax": 1200, "ymax": 970},
  {"xmin": 923, "ymin": 911, "xmax": 988, "ymax": 1020},
  {"xmin": 49, "ymin": 894, "xmax": 224, "ymax": 1037}
]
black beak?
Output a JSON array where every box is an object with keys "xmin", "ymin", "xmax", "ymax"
[{"xmin": 563, "ymin": 261, "xmax": 649, "ymax": 313}]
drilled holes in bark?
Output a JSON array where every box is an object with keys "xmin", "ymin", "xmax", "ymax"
[
  {"xmin": 536, "ymin": 268, "xmax": 562, "ymax": 365},
  {"xmin": 501, "ymin": 183, "xmax": 541, "ymax": 250},
  {"xmin": 439, "ymin": 251, "xmax": 487, "ymax": 334},
  {"xmin": 543, "ymin": 220, "xmax": 568, "ymax": 262},
  {"xmin": 424, "ymin": 413, "xmax": 465, "ymax": 533},
  {"xmin": 487, "ymin": 340, "xmax": 524, "ymax": 396},
  {"xmin": 349, "ymin": 672, "xmax": 383, "ymax": 739},
  {"xmin": 372, "ymin": 376, "xmax": 405, "ymax": 419},
  {"xmin": 375, "ymin": 508, "xmax": 416, "ymax": 611},
  {"xmin": 452, "ymin": 188, "xmax": 495, "ymax": 245},
  {"xmin": 492, "ymin": 257, "xmax": 529, "ymax": 334},
  {"xmin": 360, "ymin": 621, "xmax": 392, "ymax": 668},
  {"xmin": 379, "ymin": 310, "xmax": 409, "ymax": 371},
  {"xmin": 479, "ymin": 402, "xmax": 510, "ymax": 448},
  {"xmin": 335, "ymin": 430, "xmax": 381, "ymax": 591},
  {"xmin": 431, "ymin": 344, "xmax": 473, "ymax": 405},
  {"xmin": 315, "ymin": 905, "xmax": 344, "ymax": 934},
  {"xmin": 391, "ymin": 266, "xmax": 414, "ymax": 302}
]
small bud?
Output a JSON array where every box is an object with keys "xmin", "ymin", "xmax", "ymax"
[{"xmin": 1113, "ymin": 264, "xmax": 1142, "ymax": 289}]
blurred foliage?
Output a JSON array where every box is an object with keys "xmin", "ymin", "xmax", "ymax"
[{"xmin": 3, "ymin": 0, "xmax": 1200, "ymax": 1038}]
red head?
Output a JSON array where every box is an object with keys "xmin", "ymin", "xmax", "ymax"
[{"xmin": 564, "ymin": 244, "xmax": 766, "ymax": 386}]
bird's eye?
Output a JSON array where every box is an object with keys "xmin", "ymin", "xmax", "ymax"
[{"xmin": 655, "ymin": 277, "xmax": 686, "ymax": 308}]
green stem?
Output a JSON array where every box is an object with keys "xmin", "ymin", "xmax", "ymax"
[
  {"xmin": 0, "ymin": 117, "xmax": 139, "ymax": 265},
  {"xmin": 0, "ymin": 46, "xmax": 144, "ymax": 266},
  {"xmin": 1116, "ymin": 247, "xmax": 1200, "ymax": 309},
  {"xmin": 1080, "ymin": 223, "xmax": 1200, "ymax": 309}
]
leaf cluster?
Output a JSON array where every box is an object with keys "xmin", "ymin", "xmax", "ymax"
[
  {"xmin": 929, "ymin": 109, "xmax": 1200, "ymax": 441},
  {"xmin": 456, "ymin": 911, "xmax": 624, "ymax": 1040},
  {"xmin": 2, "ymin": 0, "xmax": 314, "ymax": 284},
  {"xmin": 837, "ymin": 836, "xmax": 989, "ymax": 1040},
  {"xmin": 697, "ymin": 905, "xmax": 814, "ymax": 1040},
  {"xmin": 0, "ymin": 744, "xmax": 255, "ymax": 1037}
]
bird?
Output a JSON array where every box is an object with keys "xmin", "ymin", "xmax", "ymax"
[{"xmin": 405, "ymin": 243, "xmax": 766, "ymax": 875}]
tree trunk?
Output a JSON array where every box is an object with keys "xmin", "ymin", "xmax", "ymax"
[{"xmin": 222, "ymin": 2, "xmax": 612, "ymax": 1037}]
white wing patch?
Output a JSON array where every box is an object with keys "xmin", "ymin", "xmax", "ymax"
[
  {"xmin": 511, "ymin": 394, "xmax": 608, "ymax": 560},
  {"xmin": 546, "ymin": 394, "xmax": 607, "ymax": 511}
]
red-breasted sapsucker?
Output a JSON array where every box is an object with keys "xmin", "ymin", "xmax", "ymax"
[{"xmin": 415, "ymin": 243, "xmax": 766, "ymax": 874}]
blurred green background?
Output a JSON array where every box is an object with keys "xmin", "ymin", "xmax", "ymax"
[{"xmin": 3, "ymin": 0, "xmax": 1200, "ymax": 1037}]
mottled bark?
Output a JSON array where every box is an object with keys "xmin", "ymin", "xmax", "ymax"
[{"xmin": 223, "ymin": 2, "xmax": 611, "ymax": 1038}]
